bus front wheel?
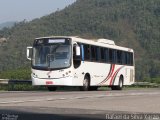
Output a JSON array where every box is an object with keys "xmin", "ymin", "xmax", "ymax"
[
  {"xmin": 80, "ymin": 76, "xmax": 90, "ymax": 91},
  {"xmin": 47, "ymin": 86, "xmax": 57, "ymax": 91}
]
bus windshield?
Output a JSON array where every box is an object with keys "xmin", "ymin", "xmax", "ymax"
[{"xmin": 32, "ymin": 44, "xmax": 71, "ymax": 69}]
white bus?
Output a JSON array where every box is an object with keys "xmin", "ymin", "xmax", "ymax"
[{"xmin": 27, "ymin": 36, "xmax": 135, "ymax": 91}]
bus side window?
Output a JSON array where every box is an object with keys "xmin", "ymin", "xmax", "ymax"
[
  {"xmin": 91, "ymin": 46, "xmax": 96, "ymax": 61},
  {"xmin": 125, "ymin": 52, "xmax": 128, "ymax": 65},
  {"xmin": 127, "ymin": 52, "xmax": 130, "ymax": 65},
  {"xmin": 113, "ymin": 50, "xmax": 116, "ymax": 64},
  {"xmin": 117, "ymin": 50, "xmax": 122, "ymax": 64},
  {"xmin": 109, "ymin": 49, "xmax": 112, "ymax": 63},
  {"xmin": 96, "ymin": 47, "xmax": 100, "ymax": 62},
  {"xmin": 122, "ymin": 51, "xmax": 126, "ymax": 65},
  {"xmin": 84, "ymin": 44, "xmax": 90, "ymax": 61},
  {"xmin": 109, "ymin": 49, "xmax": 115, "ymax": 63},
  {"xmin": 130, "ymin": 53, "xmax": 133, "ymax": 65},
  {"xmin": 127, "ymin": 52, "xmax": 133, "ymax": 66},
  {"xmin": 105, "ymin": 48, "xmax": 109, "ymax": 63},
  {"xmin": 100, "ymin": 47, "xmax": 105, "ymax": 62}
]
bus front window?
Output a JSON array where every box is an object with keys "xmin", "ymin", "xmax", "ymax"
[{"xmin": 32, "ymin": 44, "xmax": 71, "ymax": 69}]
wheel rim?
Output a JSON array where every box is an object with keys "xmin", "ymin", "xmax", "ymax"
[
  {"xmin": 82, "ymin": 77, "xmax": 90, "ymax": 91},
  {"xmin": 84, "ymin": 79, "xmax": 88, "ymax": 88},
  {"xmin": 119, "ymin": 80, "xmax": 123, "ymax": 88}
]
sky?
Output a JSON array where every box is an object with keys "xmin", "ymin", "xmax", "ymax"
[{"xmin": 0, "ymin": 0, "xmax": 76, "ymax": 24}]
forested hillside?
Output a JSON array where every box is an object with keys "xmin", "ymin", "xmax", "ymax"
[
  {"xmin": 0, "ymin": 21, "xmax": 15, "ymax": 30},
  {"xmin": 0, "ymin": 0, "xmax": 160, "ymax": 81}
]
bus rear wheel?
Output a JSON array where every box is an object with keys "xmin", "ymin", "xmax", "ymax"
[
  {"xmin": 47, "ymin": 86, "xmax": 57, "ymax": 91},
  {"xmin": 111, "ymin": 77, "xmax": 123, "ymax": 90},
  {"xmin": 90, "ymin": 86, "xmax": 98, "ymax": 91},
  {"xmin": 80, "ymin": 76, "xmax": 90, "ymax": 91}
]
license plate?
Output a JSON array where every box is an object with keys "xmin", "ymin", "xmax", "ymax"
[{"xmin": 46, "ymin": 81, "xmax": 53, "ymax": 85}]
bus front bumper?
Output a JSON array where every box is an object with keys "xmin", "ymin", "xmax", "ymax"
[{"xmin": 32, "ymin": 76, "xmax": 74, "ymax": 86}]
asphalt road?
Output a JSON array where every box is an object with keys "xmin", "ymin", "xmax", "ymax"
[{"xmin": 0, "ymin": 88, "xmax": 160, "ymax": 120}]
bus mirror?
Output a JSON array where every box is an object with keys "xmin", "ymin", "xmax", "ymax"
[
  {"xmin": 76, "ymin": 45, "xmax": 81, "ymax": 56},
  {"xmin": 27, "ymin": 46, "xmax": 33, "ymax": 60}
]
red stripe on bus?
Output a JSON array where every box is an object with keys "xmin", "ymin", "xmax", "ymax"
[
  {"xmin": 98, "ymin": 64, "xmax": 115, "ymax": 85},
  {"xmin": 109, "ymin": 66, "xmax": 124, "ymax": 86},
  {"xmin": 98, "ymin": 65, "xmax": 112, "ymax": 85}
]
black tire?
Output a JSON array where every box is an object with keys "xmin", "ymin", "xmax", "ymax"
[
  {"xmin": 111, "ymin": 77, "xmax": 123, "ymax": 90},
  {"xmin": 111, "ymin": 86, "xmax": 117, "ymax": 90},
  {"xmin": 80, "ymin": 76, "xmax": 90, "ymax": 91},
  {"xmin": 47, "ymin": 86, "xmax": 57, "ymax": 91},
  {"xmin": 90, "ymin": 86, "xmax": 98, "ymax": 91}
]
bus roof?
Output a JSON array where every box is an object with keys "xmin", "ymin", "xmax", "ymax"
[{"xmin": 35, "ymin": 36, "xmax": 134, "ymax": 52}]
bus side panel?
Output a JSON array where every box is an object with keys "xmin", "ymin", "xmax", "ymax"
[
  {"xmin": 73, "ymin": 61, "xmax": 135, "ymax": 87},
  {"xmin": 73, "ymin": 61, "xmax": 111, "ymax": 86}
]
